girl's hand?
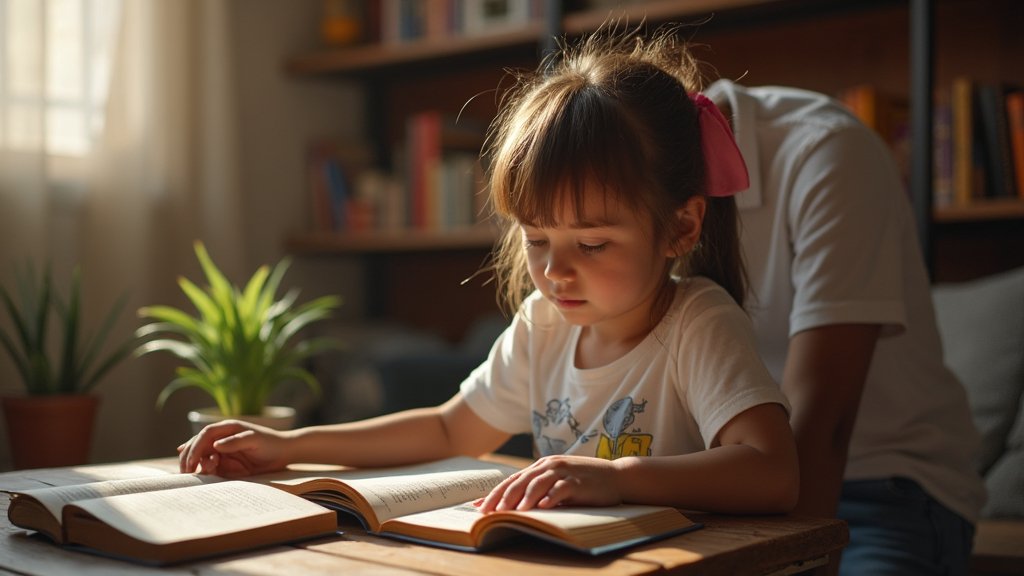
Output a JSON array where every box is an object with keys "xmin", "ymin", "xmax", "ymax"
[
  {"xmin": 177, "ymin": 420, "xmax": 291, "ymax": 477},
  {"xmin": 477, "ymin": 455, "xmax": 622, "ymax": 513}
]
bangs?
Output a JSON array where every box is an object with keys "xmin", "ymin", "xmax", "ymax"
[{"xmin": 489, "ymin": 81, "xmax": 654, "ymax": 227}]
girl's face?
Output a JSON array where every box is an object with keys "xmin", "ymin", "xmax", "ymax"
[{"xmin": 521, "ymin": 186, "xmax": 673, "ymax": 340}]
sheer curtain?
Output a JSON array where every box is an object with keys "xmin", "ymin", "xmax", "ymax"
[{"xmin": 0, "ymin": 0, "xmax": 245, "ymax": 466}]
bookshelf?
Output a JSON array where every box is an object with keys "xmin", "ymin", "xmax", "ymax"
[
  {"xmin": 934, "ymin": 198, "xmax": 1024, "ymax": 224},
  {"xmin": 286, "ymin": 25, "xmax": 547, "ymax": 76},
  {"xmin": 285, "ymin": 0, "xmax": 1023, "ymax": 336}
]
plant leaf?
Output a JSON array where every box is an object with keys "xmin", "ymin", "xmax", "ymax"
[
  {"xmin": 138, "ymin": 305, "xmax": 202, "ymax": 333},
  {"xmin": 0, "ymin": 288, "xmax": 32, "ymax": 384},
  {"xmin": 54, "ymin": 268, "xmax": 82, "ymax": 394}
]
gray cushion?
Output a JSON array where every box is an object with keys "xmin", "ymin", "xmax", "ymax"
[
  {"xmin": 982, "ymin": 391, "xmax": 1024, "ymax": 517},
  {"xmin": 931, "ymin": 266, "xmax": 1024, "ymax": 477}
]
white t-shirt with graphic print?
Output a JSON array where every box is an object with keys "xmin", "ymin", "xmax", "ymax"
[{"xmin": 460, "ymin": 277, "xmax": 787, "ymax": 459}]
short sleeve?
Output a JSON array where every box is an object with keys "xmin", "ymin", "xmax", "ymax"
[
  {"xmin": 459, "ymin": 305, "xmax": 534, "ymax": 435},
  {"xmin": 677, "ymin": 287, "xmax": 790, "ymax": 448},
  {"xmin": 787, "ymin": 125, "xmax": 907, "ymax": 336}
]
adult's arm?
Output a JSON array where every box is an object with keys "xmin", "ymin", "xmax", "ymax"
[{"xmin": 782, "ymin": 323, "xmax": 880, "ymax": 518}]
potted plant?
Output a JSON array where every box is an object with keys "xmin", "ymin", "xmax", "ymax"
[
  {"xmin": 135, "ymin": 242, "xmax": 341, "ymax": 434},
  {"xmin": 0, "ymin": 263, "xmax": 138, "ymax": 469}
]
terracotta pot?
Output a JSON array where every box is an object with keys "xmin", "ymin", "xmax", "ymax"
[
  {"xmin": 2, "ymin": 394, "xmax": 100, "ymax": 470},
  {"xmin": 186, "ymin": 406, "xmax": 296, "ymax": 436}
]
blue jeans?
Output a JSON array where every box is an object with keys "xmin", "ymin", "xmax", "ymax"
[{"xmin": 837, "ymin": 478, "xmax": 975, "ymax": 575}]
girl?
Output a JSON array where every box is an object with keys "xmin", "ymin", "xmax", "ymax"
[{"xmin": 178, "ymin": 27, "xmax": 799, "ymax": 516}]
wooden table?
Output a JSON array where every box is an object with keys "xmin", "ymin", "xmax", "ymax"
[{"xmin": 0, "ymin": 458, "xmax": 847, "ymax": 575}]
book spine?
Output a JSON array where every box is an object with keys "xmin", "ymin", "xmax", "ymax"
[
  {"xmin": 951, "ymin": 77, "xmax": 977, "ymax": 204},
  {"xmin": 933, "ymin": 89, "xmax": 954, "ymax": 208},
  {"xmin": 1006, "ymin": 90, "xmax": 1024, "ymax": 200},
  {"xmin": 324, "ymin": 155, "xmax": 350, "ymax": 230},
  {"xmin": 976, "ymin": 83, "xmax": 1016, "ymax": 198}
]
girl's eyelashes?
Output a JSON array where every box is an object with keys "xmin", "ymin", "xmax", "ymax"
[
  {"xmin": 520, "ymin": 227, "xmax": 608, "ymax": 253},
  {"xmin": 578, "ymin": 242, "xmax": 607, "ymax": 254},
  {"xmin": 523, "ymin": 238, "xmax": 608, "ymax": 254}
]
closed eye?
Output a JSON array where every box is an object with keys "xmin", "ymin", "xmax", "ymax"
[
  {"xmin": 578, "ymin": 242, "xmax": 607, "ymax": 254},
  {"xmin": 524, "ymin": 238, "xmax": 548, "ymax": 249}
]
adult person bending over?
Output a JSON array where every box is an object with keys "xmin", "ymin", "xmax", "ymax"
[{"xmin": 703, "ymin": 80, "xmax": 985, "ymax": 574}]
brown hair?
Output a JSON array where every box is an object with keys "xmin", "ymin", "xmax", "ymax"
[{"xmin": 483, "ymin": 25, "xmax": 747, "ymax": 315}]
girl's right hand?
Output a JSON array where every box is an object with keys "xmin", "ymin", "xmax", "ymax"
[{"xmin": 177, "ymin": 420, "xmax": 291, "ymax": 477}]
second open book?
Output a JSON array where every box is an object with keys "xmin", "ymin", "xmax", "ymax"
[
  {"xmin": 5, "ymin": 456, "xmax": 700, "ymax": 564},
  {"xmin": 262, "ymin": 456, "xmax": 700, "ymax": 554}
]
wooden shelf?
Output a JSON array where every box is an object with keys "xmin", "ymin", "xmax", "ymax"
[
  {"xmin": 286, "ymin": 24, "xmax": 545, "ymax": 76},
  {"xmin": 934, "ymin": 198, "xmax": 1024, "ymax": 223},
  {"xmin": 286, "ymin": 1, "xmax": 811, "ymax": 77},
  {"xmin": 562, "ymin": 0, "xmax": 780, "ymax": 34},
  {"xmin": 287, "ymin": 225, "xmax": 500, "ymax": 254}
]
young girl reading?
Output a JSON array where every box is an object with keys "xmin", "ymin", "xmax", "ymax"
[{"xmin": 178, "ymin": 27, "xmax": 799, "ymax": 516}]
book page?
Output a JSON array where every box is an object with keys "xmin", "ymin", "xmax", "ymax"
[
  {"xmin": 16, "ymin": 474, "xmax": 218, "ymax": 525},
  {"xmin": 0, "ymin": 463, "xmax": 177, "ymax": 493},
  {"xmin": 67, "ymin": 480, "xmax": 331, "ymax": 545},
  {"xmin": 385, "ymin": 503, "xmax": 673, "ymax": 533},
  {"xmin": 382, "ymin": 501, "xmax": 481, "ymax": 533},
  {"xmin": 268, "ymin": 457, "xmax": 516, "ymax": 524}
]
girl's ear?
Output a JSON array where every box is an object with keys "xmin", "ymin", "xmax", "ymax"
[{"xmin": 667, "ymin": 195, "xmax": 706, "ymax": 257}]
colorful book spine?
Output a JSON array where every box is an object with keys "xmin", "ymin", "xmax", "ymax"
[
  {"xmin": 1006, "ymin": 90, "xmax": 1024, "ymax": 200},
  {"xmin": 951, "ymin": 77, "xmax": 987, "ymax": 204}
]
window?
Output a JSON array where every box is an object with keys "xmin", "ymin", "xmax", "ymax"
[{"xmin": 0, "ymin": 0, "xmax": 121, "ymax": 157}]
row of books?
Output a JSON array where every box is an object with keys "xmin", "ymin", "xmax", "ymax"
[
  {"xmin": 947, "ymin": 78, "xmax": 1024, "ymax": 205},
  {"xmin": 838, "ymin": 79, "xmax": 1024, "ymax": 208},
  {"xmin": 306, "ymin": 110, "xmax": 489, "ymax": 234},
  {"xmin": 322, "ymin": 0, "xmax": 550, "ymax": 46}
]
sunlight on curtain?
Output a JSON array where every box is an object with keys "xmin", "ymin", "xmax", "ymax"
[
  {"xmin": 0, "ymin": 0, "xmax": 121, "ymax": 165},
  {"xmin": 0, "ymin": 0, "xmax": 245, "ymax": 468}
]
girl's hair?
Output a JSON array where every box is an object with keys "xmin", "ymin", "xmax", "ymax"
[{"xmin": 483, "ymin": 25, "xmax": 747, "ymax": 315}]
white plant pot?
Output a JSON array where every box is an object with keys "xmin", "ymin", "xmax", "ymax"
[{"xmin": 187, "ymin": 406, "xmax": 297, "ymax": 436}]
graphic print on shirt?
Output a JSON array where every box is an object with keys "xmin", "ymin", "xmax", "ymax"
[
  {"xmin": 596, "ymin": 396, "xmax": 652, "ymax": 459},
  {"xmin": 532, "ymin": 398, "xmax": 596, "ymax": 455}
]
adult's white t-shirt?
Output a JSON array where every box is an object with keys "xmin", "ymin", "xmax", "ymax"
[{"xmin": 705, "ymin": 79, "xmax": 985, "ymax": 522}]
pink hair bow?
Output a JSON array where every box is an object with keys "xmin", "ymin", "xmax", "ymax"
[{"xmin": 691, "ymin": 93, "xmax": 749, "ymax": 197}]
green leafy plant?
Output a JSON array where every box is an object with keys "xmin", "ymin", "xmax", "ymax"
[
  {"xmin": 135, "ymin": 242, "xmax": 342, "ymax": 417},
  {"xmin": 0, "ymin": 263, "xmax": 138, "ymax": 396}
]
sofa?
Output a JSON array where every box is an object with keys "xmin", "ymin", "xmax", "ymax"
[{"xmin": 932, "ymin": 265, "xmax": 1024, "ymax": 574}]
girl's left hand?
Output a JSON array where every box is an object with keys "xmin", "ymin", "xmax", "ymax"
[{"xmin": 476, "ymin": 455, "xmax": 622, "ymax": 513}]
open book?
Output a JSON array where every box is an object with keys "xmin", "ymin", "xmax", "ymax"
[
  {"xmin": 259, "ymin": 456, "xmax": 701, "ymax": 555},
  {"xmin": 5, "ymin": 474, "xmax": 337, "ymax": 565},
  {"xmin": 6, "ymin": 456, "xmax": 699, "ymax": 562}
]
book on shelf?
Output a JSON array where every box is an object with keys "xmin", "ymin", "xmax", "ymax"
[
  {"xmin": 951, "ymin": 77, "xmax": 991, "ymax": 205},
  {"xmin": 259, "ymin": 456, "xmax": 700, "ymax": 555},
  {"xmin": 5, "ymin": 474, "xmax": 337, "ymax": 566},
  {"xmin": 405, "ymin": 110, "xmax": 488, "ymax": 231},
  {"xmin": 306, "ymin": 139, "xmax": 376, "ymax": 233},
  {"xmin": 378, "ymin": 0, "xmax": 547, "ymax": 44},
  {"xmin": 975, "ymin": 82, "xmax": 1018, "ymax": 199},
  {"xmin": 837, "ymin": 84, "xmax": 910, "ymax": 190},
  {"xmin": 1005, "ymin": 90, "xmax": 1024, "ymax": 200},
  {"xmin": 933, "ymin": 87, "xmax": 955, "ymax": 208},
  {"xmin": 5, "ymin": 456, "xmax": 700, "ymax": 562}
]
